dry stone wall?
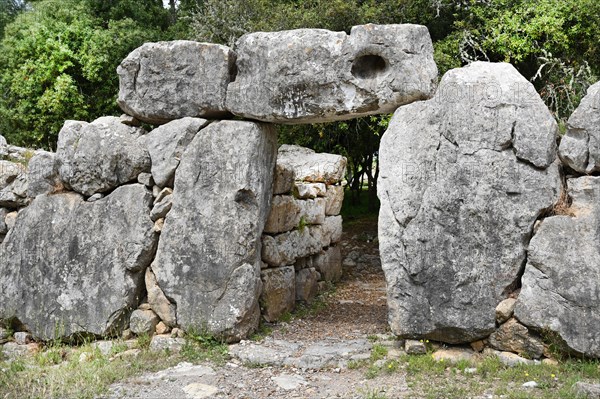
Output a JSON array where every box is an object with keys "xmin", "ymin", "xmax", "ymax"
[{"xmin": 260, "ymin": 145, "xmax": 346, "ymax": 322}]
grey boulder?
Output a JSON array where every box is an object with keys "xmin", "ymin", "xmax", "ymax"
[
  {"xmin": 558, "ymin": 81, "xmax": 600, "ymax": 173},
  {"xmin": 27, "ymin": 151, "xmax": 63, "ymax": 198},
  {"xmin": 227, "ymin": 24, "xmax": 437, "ymax": 123},
  {"xmin": 152, "ymin": 120, "xmax": 277, "ymax": 342},
  {"xmin": 0, "ymin": 184, "xmax": 157, "ymax": 339},
  {"xmin": 260, "ymin": 266, "xmax": 296, "ymax": 322},
  {"xmin": 118, "ymin": 41, "xmax": 235, "ymax": 124},
  {"xmin": 515, "ymin": 176, "xmax": 600, "ymax": 358},
  {"xmin": 146, "ymin": 117, "xmax": 209, "ymax": 187},
  {"xmin": 0, "ymin": 160, "xmax": 25, "ymax": 190},
  {"xmin": 277, "ymin": 145, "xmax": 347, "ymax": 184},
  {"xmin": 378, "ymin": 62, "xmax": 561, "ymax": 344},
  {"xmin": 56, "ymin": 117, "xmax": 151, "ymax": 196},
  {"xmin": 129, "ymin": 309, "xmax": 160, "ymax": 335}
]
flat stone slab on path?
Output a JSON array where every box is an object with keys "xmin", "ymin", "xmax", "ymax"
[{"xmin": 229, "ymin": 337, "xmax": 373, "ymax": 369}]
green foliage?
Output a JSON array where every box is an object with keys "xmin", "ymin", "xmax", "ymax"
[
  {"xmin": 136, "ymin": 333, "xmax": 152, "ymax": 350},
  {"xmin": 370, "ymin": 343, "xmax": 389, "ymax": 362},
  {"xmin": 0, "ymin": 0, "xmax": 168, "ymax": 148},
  {"xmin": 297, "ymin": 215, "xmax": 308, "ymax": 232},
  {"xmin": 436, "ymin": 0, "xmax": 599, "ymax": 119},
  {"xmin": 181, "ymin": 327, "xmax": 228, "ymax": 364},
  {"xmin": 0, "ymin": 0, "xmax": 27, "ymax": 39}
]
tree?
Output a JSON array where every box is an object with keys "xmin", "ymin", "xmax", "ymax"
[
  {"xmin": 0, "ymin": 0, "xmax": 27, "ymax": 39},
  {"xmin": 0, "ymin": 0, "xmax": 170, "ymax": 148},
  {"xmin": 434, "ymin": 0, "xmax": 599, "ymax": 120}
]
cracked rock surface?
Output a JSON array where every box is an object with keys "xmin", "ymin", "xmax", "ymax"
[
  {"xmin": 515, "ymin": 176, "xmax": 600, "ymax": 358},
  {"xmin": 117, "ymin": 41, "xmax": 234, "ymax": 124},
  {"xmin": 0, "ymin": 184, "xmax": 157, "ymax": 339},
  {"xmin": 152, "ymin": 120, "xmax": 277, "ymax": 342},
  {"xmin": 377, "ymin": 62, "xmax": 561, "ymax": 344},
  {"xmin": 558, "ymin": 81, "xmax": 600, "ymax": 173},
  {"xmin": 226, "ymin": 24, "xmax": 437, "ymax": 124}
]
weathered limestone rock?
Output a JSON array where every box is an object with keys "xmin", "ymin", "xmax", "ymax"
[
  {"xmin": 14, "ymin": 331, "xmax": 32, "ymax": 345},
  {"xmin": 273, "ymin": 163, "xmax": 295, "ymax": 195},
  {"xmin": 27, "ymin": 151, "xmax": 62, "ymax": 198},
  {"xmin": 483, "ymin": 348, "xmax": 534, "ymax": 367},
  {"xmin": 0, "ymin": 161, "xmax": 25, "ymax": 190},
  {"xmin": 515, "ymin": 176, "xmax": 600, "ymax": 358},
  {"xmin": 4, "ymin": 211, "xmax": 17, "ymax": 231},
  {"xmin": 296, "ymin": 197, "xmax": 326, "ymax": 225},
  {"xmin": 313, "ymin": 246, "xmax": 342, "ymax": 282},
  {"xmin": 138, "ymin": 172, "xmax": 154, "ymax": 187},
  {"xmin": 325, "ymin": 185, "xmax": 344, "ymax": 216},
  {"xmin": 227, "ymin": 24, "xmax": 437, "ymax": 124},
  {"xmin": 277, "ymin": 145, "xmax": 347, "ymax": 184},
  {"xmin": 155, "ymin": 321, "xmax": 170, "ymax": 335},
  {"xmin": 496, "ymin": 298, "xmax": 517, "ymax": 324},
  {"xmin": 0, "ymin": 208, "xmax": 7, "ymax": 235},
  {"xmin": 0, "ymin": 135, "xmax": 6, "ymax": 156},
  {"xmin": 0, "ymin": 162, "xmax": 28, "ymax": 209},
  {"xmin": 296, "ymin": 268, "xmax": 319, "ymax": 303},
  {"xmin": 117, "ymin": 41, "xmax": 234, "ymax": 124},
  {"xmin": 378, "ymin": 62, "xmax": 561, "ymax": 344},
  {"xmin": 152, "ymin": 121, "xmax": 277, "ymax": 342},
  {"xmin": 293, "ymin": 182, "xmax": 326, "ymax": 199},
  {"xmin": 56, "ymin": 117, "xmax": 151, "ymax": 196},
  {"xmin": 317, "ymin": 216, "xmax": 343, "ymax": 245},
  {"xmin": 146, "ymin": 117, "xmax": 209, "ymax": 187},
  {"xmin": 264, "ymin": 196, "xmax": 301, "ymax": 234},
  {"xmin": 558, "ymin": 81, "xmax": 600, "ymax": 173},
  {"xmin": 487, "ymin": 319, "xmax": 544, "ymax": 359},
  {"xmin": 129, "ymin": 309, "xmax": 160, "ymax": 335},
  {"xmin": 431, "ymin": 348, "xmax": 475, "ymax": 364},
  {"xmin": 154, "ymin": 187, "xmax": 172, "ymax": 204},
  {"xmin": 0, "ymin": 184, "xmax": 157, "ymax": 339},
  {"xmin": 261, "ymin": 227, "xmax": 323, "ymax": 267},
  {"xmin": 574, "ymin": 382, "xmax": 600, "ymax": 399},
  {"xmin": 145, "ymin": 268, "xmax": 177, "ymax": 327},
  {"xmin": 150, "ymin": 194, "xmax": 173, "ymax": 221},
  {"xmin": 260, "ymin": 266, "xmax": 296, "ymax": 322},
  {"xmin": 405, "ymin": 339, "xmax": 426, "ymax": 354}
]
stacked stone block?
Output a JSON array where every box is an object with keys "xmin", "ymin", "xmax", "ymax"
[{"xmin": 260, "ymin": 145, "xmax": 346, "ymax": 322}]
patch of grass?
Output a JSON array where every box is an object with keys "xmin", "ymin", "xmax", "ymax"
[
  {"xmin": 249, "ymin": 322, "xmax": 274, "ymax": 342},
  {"xmin": 365, "ymin": 364, "xmax": 381, "ymax": 379},
  {"xmin": 0, "ymin": 343, "xmax": 181, "ymax": 399},
  {"xmin": 347, "ymin": 359, "xmax": 367, "ymax": 370},
  {"xmin": 180, "ymin": 327, "xmax": 228, "ymax": 365},
  {"xmin": 370, "ymin": 344, "xmax": 388, "ymax": 362},
  {"xmin": 359, "ymin": 386, "xmax": 388, "ymax": 399},
  {"xmin": 294, "ymin": 294, "xmax": 329, "ymax": 319},
  {"xmin": 243, "ymin": 361, "xmax": 267, "ymax": 369},
  {"xmin": 383, "ymin": 359, "xmax": 399, "ymax": 374},
  {"xmin": 180, "ymin": 340, "xmax": 228, "ymax": 365},
  {"xmin": 401, "ymin": 350, "xmax": 600, "ymax": 399},
  {"xmin": 297, "ymin": 215, "xmax": 308, "ymax": 232},
  {"xmin": 136, "ymin": 332, "xmax": 152, "ymax": 350},
  {"xmin": 279, "ymin": 311, "xmax": 293, "ymax": 323}
]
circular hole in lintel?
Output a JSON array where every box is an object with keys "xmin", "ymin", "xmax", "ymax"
[{"xmin": 351, "ymin": 54, "xmax": 388, "ymax": 79}]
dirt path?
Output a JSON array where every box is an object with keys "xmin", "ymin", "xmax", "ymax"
[
  {"xmin": 105, "ymin": 216, "xmax": 408, "ymax": 399},
  {"xmin": 271, "ymin": 215, "xmax": 389, "ymax": 342}
]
